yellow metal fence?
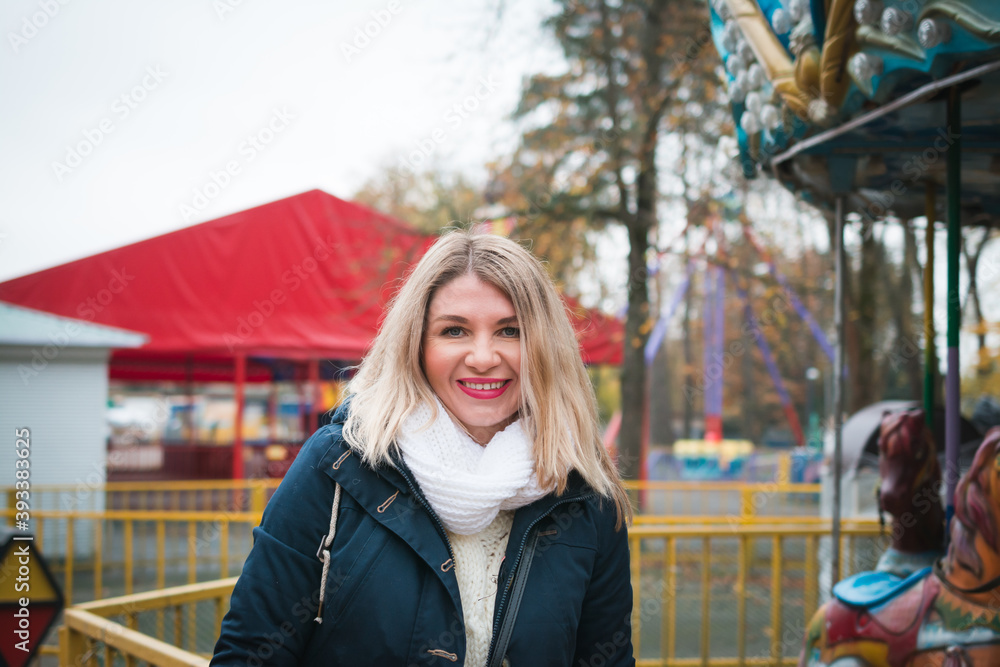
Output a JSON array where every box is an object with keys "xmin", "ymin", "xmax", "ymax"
[
  {"xmin": 12, "ymin": 478, "xmax": 811, "ymax": 517},
  {"xmin": 625, "ymin": 481, "xmax": 822, "ymax": 524},
  {"xmin": 55, "ymin": 523, "xmax": 885, "ymax": 667},
  {"xmin": 8, "ymin": 479, "xmax": 280, "ymax": 514},
  {"xmin": 60, "ymin": 578, "xmax": 236, "ymax": 667},
  {"xmin": 1, "ymin": 479, "xmax": 841, "ymax": 665},
  {"xmin": 1, "ymin": 480, "xmax": 821, "ymax": 605},
  {"xmin": 627, "ymin": 522, "xmax": 884, "ymax": 666},
  {"xmin": 0, "ymin": 509, "xmax": 258, "ymax": 605}
]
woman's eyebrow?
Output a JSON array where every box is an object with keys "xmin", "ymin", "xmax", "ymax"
[
  {"xmin": 431, "ymin": 315, "xmax": 519, "ymax": 324},
  {"xmin": 432, "ymin": 315, "xmax": 468, "ymax": 323}
]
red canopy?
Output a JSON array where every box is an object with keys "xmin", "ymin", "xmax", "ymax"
[
  {"xmin": 0, "ymin": 190, "xmax": 622, "ymax": 378},
  {"xmin": 565, "ymin": 295, "xmax": 623, "ymax": 366},
  {"xmin": 0, "ymin": 190, "xmax": 428, "ymax": 376}
]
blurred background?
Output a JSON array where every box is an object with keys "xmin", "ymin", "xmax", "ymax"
[{"xmin": 2, "ymin": 0, "xmax": 1000, "ymax": 664}]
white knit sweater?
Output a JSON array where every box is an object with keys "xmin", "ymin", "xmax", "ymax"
[{"xmin": 447, "ymin": 510, "xmax": 514, "ymax": 667}]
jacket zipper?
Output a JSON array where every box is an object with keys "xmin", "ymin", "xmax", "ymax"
[
  {"xmin": 484, "ymin": 492, "xmax": 595, "ymax": 666},
  {"xmin": 395, "ymin": 463, "xmax": 455, "ymax": 562}
]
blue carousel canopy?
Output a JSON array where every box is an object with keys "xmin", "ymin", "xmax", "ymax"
[{"xmin": 709, "ymin": 0, "xmax": 1000, "ymax": 220}]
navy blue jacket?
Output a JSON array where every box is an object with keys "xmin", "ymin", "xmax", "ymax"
[{"xmin": 212, "ymin": 405, "xmax": 634, "ymax": 666}]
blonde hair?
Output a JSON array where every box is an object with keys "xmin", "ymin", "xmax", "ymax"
[{"xmin": 342, "ymin": 230, "xmax": 631, "ymax": 526}]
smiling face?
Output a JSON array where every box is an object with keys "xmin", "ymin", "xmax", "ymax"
[{"xmin": 421, "ymin": 273, "xmax": 522, "ymax": 445}]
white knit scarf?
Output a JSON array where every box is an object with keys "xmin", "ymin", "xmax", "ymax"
[{"xmin": 397, "ymin": 400, "xmax": 551, "ymax": 535}]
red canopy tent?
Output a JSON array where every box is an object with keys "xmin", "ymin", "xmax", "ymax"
[
  {"xmin": 0, "ymin": 189, "xmax": 622, "ymax": 477},
  {"xmin": 563, "ymin": 295, "xmax": 624, "ymax": 367}
]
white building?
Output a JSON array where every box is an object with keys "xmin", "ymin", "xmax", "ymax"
[{"xmin": 0, "ymin": 301, "xmax": 146, "ymax": 558}]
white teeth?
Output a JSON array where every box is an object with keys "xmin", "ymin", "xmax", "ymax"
[{"xmin": 462, "ymin": 381, "xmax": 505, "ymax": 390}]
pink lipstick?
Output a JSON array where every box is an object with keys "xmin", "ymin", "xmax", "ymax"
[{"xmin": 456, "ymin": 378, "xmax": 511, "ymax": 400}]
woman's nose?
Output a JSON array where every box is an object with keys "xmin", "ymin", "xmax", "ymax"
[{"xmin": 466, "ymin": 336, "xmax": 499, "ymax": 369}]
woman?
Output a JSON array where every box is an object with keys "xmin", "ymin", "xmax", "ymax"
[{"xmin": 212, "ymin": 231, "xmax": 635, "ymax": 666}]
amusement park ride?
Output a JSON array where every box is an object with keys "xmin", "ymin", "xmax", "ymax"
[
  {"xmin": 643, "ymin": 214, "xmax": 830, "ymax": 481},
  {"xmin": 801, "ymin": 417, "xmax": 1000, "ymax": 666},
  {"xmin": 707, "ymin": 0, "xmax": 1000, "ymax": 663}
]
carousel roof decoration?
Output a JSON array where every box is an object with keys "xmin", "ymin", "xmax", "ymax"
[{"xmin": 709, "ymin": 0, "xmax": 1000, "ymax": 217}]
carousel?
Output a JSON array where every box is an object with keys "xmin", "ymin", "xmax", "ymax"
[{"xmin": 710, "ymin": 0, "xmax": 1000, "ymax": 664}]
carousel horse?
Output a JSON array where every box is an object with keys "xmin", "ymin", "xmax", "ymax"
[
  {"xmin": 799, "ymin": 426, "xmax": 1000, "ymax": 667},
  {"xmin": 874, "ymin": 409, "xmax": 945, "ymax": 577}
]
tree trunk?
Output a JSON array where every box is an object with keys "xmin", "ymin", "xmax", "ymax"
[
  {"xmin": 618, "ymin": 154, "xmax": 656, "ymax": 478},
  {"xmin": 852, "ymin": 227, "xmax": 880, "ymax": 411},
  {"xmin": 900, "ymin": 220, "xmax": 922, "ymax": 398},
  {"xmin": 616, "ymin": 0, "xmax": 668, "ymax": 480},
  {"xmin": 962, "ymin": 228, "xmax": 993, "ymax": 374},
  {"xmin": 904, "ymin": 220, "xmax": 940, "ymax": 405}
]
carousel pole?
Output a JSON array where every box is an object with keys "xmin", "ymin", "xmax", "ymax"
[
  {"xmin": 831, "ymin": 195, "xmax": 846, "ymax": 590},
  {"xmin": 924, "ymin": 188, "xmax": 936, "ymax": 429},
  {"xmin": 945, "ymin": 87, "xmax": 962, "ymax": 535}
]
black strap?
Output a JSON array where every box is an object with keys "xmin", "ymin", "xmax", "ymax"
[
  {"xmin": 934, "ymin": 559, "xmax": 1000, "ymax": 595},
  {"xmin": 488, "ymin": 529, "xmax": 540, "ymax": 667}
]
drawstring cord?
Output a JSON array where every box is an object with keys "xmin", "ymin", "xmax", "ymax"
[{"xmin": 314, "ymin": 483, "xmax": 342, "ymax": 624}]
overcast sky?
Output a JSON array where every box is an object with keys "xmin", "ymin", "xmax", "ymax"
[{"xmin": 1, "ymin": 0, "xmax": 563, "ymax": 281}]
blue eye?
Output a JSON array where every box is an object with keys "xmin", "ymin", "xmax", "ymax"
[
  {"xmin": 442, "ymin": 327, "xmax": 463, "ymax": 337},
  {"xmin": 501, "ymin": 327, "xmax": 520, "ymax": 338}
]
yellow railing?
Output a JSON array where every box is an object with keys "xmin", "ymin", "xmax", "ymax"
[
  {"xmin": 60, "ymin": 577, "xmax": 237, "ymax": 666},
  {"xmin": 0, "ymin": 480, "xmax": 824, "ymax": 608},
  {"xmin": 624, "ymin": 480, "xmax": 821, "ymax": 521},
  {"xmin": 0, "ymin": 508, "xmax": 258, "ymax": 607},
  {"xmin": 4, "ymin": 477, "xmax": 834, "ymax": 663},
  {"xmin": 56, "ymin": 521, "xmax": 885, "ymax": 666},
  {"xmin": 4, "ymin": 478, "xmax": 814, "ymax": 514},
  {"xmin": 4, "ymin": 478, "xmax": 280, "ymax": 514},
  {"xmin": 628, "ymin": 522, "xmax": 883, "ymax": 666},
  {"xmin": 0, "ymin": 481, "xmax": 822, "ymax": 605}
]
